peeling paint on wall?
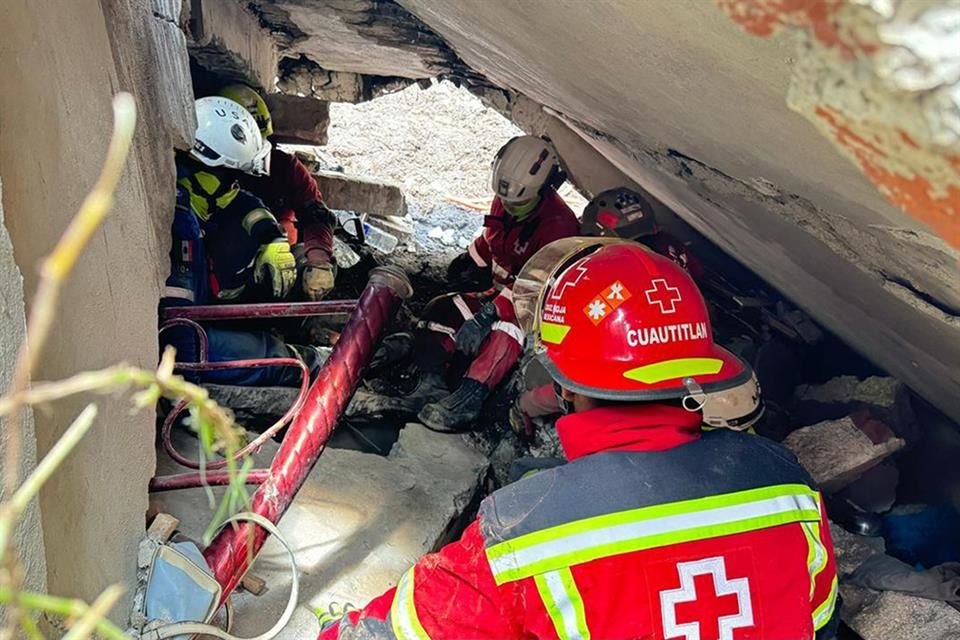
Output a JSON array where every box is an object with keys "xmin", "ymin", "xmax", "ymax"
[{"xmin": 719, "ymin": 0, "xmax": 960, "ymax": 249}]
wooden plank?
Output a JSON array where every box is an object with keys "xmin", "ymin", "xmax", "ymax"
[
  {"xmin": 146, "ymin": 513, "xmax": 180, "ymax": 543},
  {"xmin": 241, "ymin": 573, "xmax": 268, "ymax": 596}
]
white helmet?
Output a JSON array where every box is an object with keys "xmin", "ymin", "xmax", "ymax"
[
  {"xmin": 695, "ymin": 372, "xmax": 765, "ymax": 431},
  {"xmin": 190, "ymin": 96, "xmax": 271, "ymax": 176},
  {"xmin": 490, "ymin": 136, "xmax": 560, "ymax": 203}
]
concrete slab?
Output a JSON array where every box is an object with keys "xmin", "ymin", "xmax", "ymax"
[
  {"xmin": 313, "ymin": 171, "xmax": 408, "ymax": 218},
  {"xmin": 154, "ymin": 422, "xmax": 488, "ymax": 639},
  {"xmin": 783, "ymin": 417, "xmax": 905, "ymax": 492},
  {"xmin": 266, "ymin": 94, "xmax": 331, "ymax": 146}
]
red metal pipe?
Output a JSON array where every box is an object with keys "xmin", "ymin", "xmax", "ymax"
[
  {"xmin": 161, "ymin": 299, "xmax": 358, "ymax": 322},
  {"xmin": 203, "ymin": 266, "xmax": 412, "ymax": 600},
  {"xmin": 149, "ymin": 469, "xmax": 271, "ymax": 492}
]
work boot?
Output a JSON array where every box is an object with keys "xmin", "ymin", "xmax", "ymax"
[
  {"xmin": 418, "ymin": 378, "xmax": 489, "ymax": 433},
  {"xmin": 346, "ymin": 372, "xmax": 447, "ymax": 420},
  {"xmin": 369, "ymin": 332, "xmax": 414, "ymax": 371}
]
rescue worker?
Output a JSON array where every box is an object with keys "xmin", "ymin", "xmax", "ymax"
[
  {"xmin": 580, "ymin": 186, "xmax": 705, "ymax": 281},
  {"xmin": 219, "ymin": 84, "xmax": 338, "ymax": 301},
  {"xmin": 319, "ymin": 238, "xmax": 840, "ymax": 640},
  {"xmin": 506, "ymin": 187, "xmax": 711, "ymax": 435},
  {"xmin": 352, "ymin": 136, "xmax": 579, "ymax": 432},
  {"xmin": 161, "ymin": 97, "xmax": 321, "ymax": 386}
]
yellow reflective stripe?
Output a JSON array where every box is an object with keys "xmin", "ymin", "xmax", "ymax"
[
  {"xmin": 812, "ymin": 575, "xmax": 839, "ymax": 631},
  {"xmin": 242, "ymin": 208, "xmax": 274, "ymax": 234},
  {"xmin": 802, "ymin": 521, "xmax": 828, "ymax": 599},
  {"xmin": 534, "ymin": 568, "xmax": 590, "ymax": 640},
  {"xmin": 486, "ymin": 484, "xmax": 821, "ymax": 584},
  {"xmin": 623, "ymin": 357, "xmax": 724, "ymax": 384},
  {"xmin": 390, "ymin": 567, "xmax": 430, "ymax": 640},
  {"xmin": 541, "ymin": 322, "xmax": 571, "ymax": 344}
]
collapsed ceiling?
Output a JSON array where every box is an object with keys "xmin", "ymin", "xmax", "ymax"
[{"xmin": 200, "ymin": 0, "xmax": 959, "ymax": 421}]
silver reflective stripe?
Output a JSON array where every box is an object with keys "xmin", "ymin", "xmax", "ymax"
[
  {"xmin": 813, "ymin": 575, "xmax": 839, "ymax": 631},
  {"xmin": 535, "ymin": 568, "xmax": 590, "ymax": 640},
  {"xmin": 488, "ymin": 490, "xmax": 820, "ymax": 583},
  {"xmin": 468, "ymin": 241, "xmax": 487, "ymax": 267},
  {"xmin": 492, "ymin": 320, "xmax": 524, "ymax": 346},
  {"xmin": 390, "ymin": 568, "xmax": 430, "ymax": 640},
  {"xmin": 452, "ymin": 295, "xmax": 474, "ymax": 320},
  {"xmin": 241, "ymin": 208, "xmax": 274, "ymax": 234},
  {"xmin": 492, "ymin": 260, "xmax": 510, "ymax": 279},
  {"xmin": 163, "ymin": 286, "xmax": 195, "ymax": 302},
  {"xmin": 421, "ymin": 321, "xmax": 456, "ymax": 339}
]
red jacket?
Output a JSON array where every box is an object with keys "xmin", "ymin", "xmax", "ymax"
[
  {"xmin": 321, "ymin": 406, "xmax": 839, "ymax": 639},
  {"xmin": 240, "ymin": 148, "xmax": 334, "ymax": 263},
  {"xmin": 468, "ymin": 189, "xmax": 579, "ymax": 323}
]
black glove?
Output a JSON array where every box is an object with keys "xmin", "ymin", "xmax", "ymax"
[
  {"xmin": 447, "ymin": 252, "xmax": 492, "ymax": 292},
  {"xmin": 300, "ymin": 200, "xmax": 337, "ymax": 227},
  {"xmin": 455, "ymin": 302, "xmax": 498, "ymax": 356}
]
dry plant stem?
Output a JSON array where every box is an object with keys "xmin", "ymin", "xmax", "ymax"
[
  {"xmin": 0, "ymin": 405, "xmax": 98, "ymax": 560},
  {"xmin": 61, "ymin": 584, "xmax": 124, "ymax": 640},
  {"xmin": 3, "ymin": 93, "xmax": 136, "ymax": 495},
  {"xmin": 0, "ymin": 587, "xmax": 129, "ymax": 640}
]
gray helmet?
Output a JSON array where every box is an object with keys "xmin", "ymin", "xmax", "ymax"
[{"xmin": 581, "ymin": 187, "xmax": 659, "ymax": 239}]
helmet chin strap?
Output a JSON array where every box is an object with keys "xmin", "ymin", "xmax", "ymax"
[
  {"xmin": 681, "ymin": 377, "xmax": 706, "ymax": 413},
  {"xmin": 553, "ymin": 381, "xmax": 575, "ymax": 415}
]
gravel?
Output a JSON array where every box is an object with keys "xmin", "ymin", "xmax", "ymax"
[
  {"xmin": 324, "ymin": 80, "xmax": 523, "ymax": 208},
  {"xmin": 321, "ymin": 80, "xmax": 520, "ymax": 258},
  {"xmin": 321, "ymin": 80, "xmax": 585, "ymax": 259}
]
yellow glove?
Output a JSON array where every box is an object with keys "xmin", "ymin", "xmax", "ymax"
[
  {"xmin": 314, "ymin": 602, "xmax": 356, "ymax": 631},
  {"xmin": 254, "ymin": 240, "xmax": 296, "ymax": 298},
  {"xmin": 302, "ymin": 262, "xmax": 336, "ymax": 301}
]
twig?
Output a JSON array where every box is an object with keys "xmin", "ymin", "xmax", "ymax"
[
  {"xmin": 0, "ymin": 586, "xmax": 129, "ymax": 640},
  {"xmin": 0, "ymin": 405, "xmax": 98, "ymax": 559}
]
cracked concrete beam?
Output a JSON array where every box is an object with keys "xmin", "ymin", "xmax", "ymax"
[
  {"xmin": 188, "ymin": 0, "xmax": 278, "ymax": 89},
  {"xmin": 718, "ymin": 0, "xmax": 960, "ymax": 250}
]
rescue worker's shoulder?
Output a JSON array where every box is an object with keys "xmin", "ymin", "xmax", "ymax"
[
  {"xmin": 477, "ymin": 430, "xmax": 815, "ymax": 548},
  {"xmin": 230, "ymin": 187, "xmax": 271, "ymax": 214}
]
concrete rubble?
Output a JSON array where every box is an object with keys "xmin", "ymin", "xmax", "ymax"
[
  {"xmin": 206, "ymin": 385, "xmax": 300, "ymax": 431},
  {"xmin": 265, "ymin": 94, "xmax": 331, "ymax": 146},
  {"xmin": 313, "ymin": 170, "xmax": 408, "ymax": 218},
  {"xmin": 156, "ymin": 423, "xmax": 488, "ymax": 640},
  {"xmin": 783, "ymin": 416, "xmax": 905, "ymax": 492},
  {"xmin": 831, "ymin": 525, "xmax": 960, "ymax": 640},
  {"xmin": 792, "ymin": 375, "xmax": 918, "ymax": 443}
]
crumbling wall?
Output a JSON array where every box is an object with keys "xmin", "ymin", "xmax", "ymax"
[
  {"xmin": 0, "ymin": 179, "xmax": 47, "ymax": 597},
  {"xmin": 0, "ymin": 0, "xmax": 192, "ymax": 622}
]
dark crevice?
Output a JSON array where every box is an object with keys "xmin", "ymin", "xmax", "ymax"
[{"xmin": 882, "ymin": 273, "xmax": 960, "ymax": 318}]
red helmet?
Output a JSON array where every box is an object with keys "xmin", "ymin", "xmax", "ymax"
[{"xmin": 515, "ymin": 238, "xmax": 749, "ymax": 401}]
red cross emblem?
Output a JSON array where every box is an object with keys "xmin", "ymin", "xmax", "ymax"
[
  {"xmin": 660, "ymin": 557, "xmax": 753, "ymax": 640},
  {"xmin": 645, "ymin": 278, "xmax": 682, "ymax": 314}
]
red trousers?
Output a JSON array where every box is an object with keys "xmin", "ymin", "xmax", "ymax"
[{"xmin": 417, "ymin": 292, "xmax": 524, "ymax": 388}]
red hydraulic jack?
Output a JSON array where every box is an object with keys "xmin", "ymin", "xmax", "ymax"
[{"xmin": 202, "ymin": 265, "xmax": 412, "ymax": 602}]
